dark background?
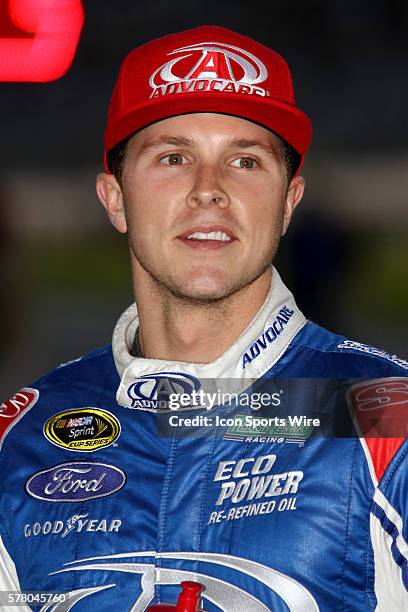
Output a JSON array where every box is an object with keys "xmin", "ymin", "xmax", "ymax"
[{"xmin": 1, "ymin": 0, "xmax": 407, "ymax": 398}]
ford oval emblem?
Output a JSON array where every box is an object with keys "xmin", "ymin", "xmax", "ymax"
[{"xmin": 25, "ymin": 462, "xmax": 126, "ymax": 503}]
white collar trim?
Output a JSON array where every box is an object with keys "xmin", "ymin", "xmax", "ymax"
[{"xmin": 113, "ymin": 267, "xmax": 306, "ymax": 409}]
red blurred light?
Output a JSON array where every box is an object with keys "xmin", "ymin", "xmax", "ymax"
[{"xmin": 0, "ymin": 0, "xmax": 84, "ymax": 82}]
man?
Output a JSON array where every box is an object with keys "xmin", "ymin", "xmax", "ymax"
[{"xmin": 1, "ymin": 25, "xmax": 407, "ymax": 612}]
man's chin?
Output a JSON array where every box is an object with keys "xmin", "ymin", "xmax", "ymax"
[
  {"xmin": 165, "ymin": 276, "xmax": 258, "ymax": 305},
  {"xmin": 140, "ymin": 262, "xmax": 273, "ymax": 305}
]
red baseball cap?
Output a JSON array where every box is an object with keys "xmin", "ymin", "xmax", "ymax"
[{"xmin": 104, "ymin": 25, "xmax": 312, "ymax": 172}]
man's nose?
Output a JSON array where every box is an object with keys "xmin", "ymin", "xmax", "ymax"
[{"xmin": 186, "ymin": 164, "xmax": 230, "ymax": 209}]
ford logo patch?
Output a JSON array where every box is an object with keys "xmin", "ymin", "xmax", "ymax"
[{"xmin": 25, "ymin": 462, "xmax": 126, "ymax": 503}]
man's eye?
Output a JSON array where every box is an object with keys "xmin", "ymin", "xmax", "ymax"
[
  {"xmin": 231, "ymin": 157, "xmax": 258, "ymax": 169},
  {"xmin": 160, "ymin": 153, "xmax": 186, "ymax": 165}
]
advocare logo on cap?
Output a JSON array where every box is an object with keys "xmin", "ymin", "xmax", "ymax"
[{"xmin": 149, "ymin": 41, "xmax": 269, "ymax": 100}]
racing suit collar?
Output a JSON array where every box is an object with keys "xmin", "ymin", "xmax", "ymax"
[{"xmin": 113, "ymin": 267, "xmax": 306, "ymax": 409}]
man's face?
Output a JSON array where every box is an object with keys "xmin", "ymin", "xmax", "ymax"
[{"xmin": 99, "ymin": 113, "xmax": 304, "ymax": 303}]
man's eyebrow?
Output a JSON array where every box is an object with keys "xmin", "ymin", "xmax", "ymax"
[
  {"xmin": 228, "ymin": 138, "xmax": 281, "ymax": 158},
  {"xmin": 138, "ymin": 136, "xmax": 194, "ymax": 154},
  {"xmin": 136, "ymin": 135, "xmax": 282, "ymax": 158}
]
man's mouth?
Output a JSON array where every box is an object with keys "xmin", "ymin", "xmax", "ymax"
[
  {"xmin": 186, "ymin": 231, "xmax": 231, "ymax": 242},
  {"xmin": 177, "ymin": 227, "xmax": 236, "ymax": 250}
]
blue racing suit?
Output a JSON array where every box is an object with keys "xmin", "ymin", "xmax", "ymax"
[{"xmin": 1, "ymin": 268, "xmax": 408, "ymax": 611}]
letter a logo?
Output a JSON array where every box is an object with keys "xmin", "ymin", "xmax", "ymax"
[{"xmin": 187, "ymin": 50, "xmax": 233, "ymax": 80}]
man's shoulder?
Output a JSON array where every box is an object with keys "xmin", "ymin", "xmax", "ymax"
[
  {"xmin": 276, "ymin": 320, "xmax": 408, "ymax": 377},
  {"xmin": 0, "ymin": 344, "xmax": 119, "ymax": 456},
  {"xmin": 31, "ymin": 343, "xmax": 118, "ymax": 391}
]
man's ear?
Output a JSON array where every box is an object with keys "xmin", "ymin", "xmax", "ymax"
[
  {"xmin": 96, "ymin": 173, "xmax": 127, "ymax": 234},
  {"xmin": 282, "ymin": 176, "xmax": 305, "ymax": 236}
]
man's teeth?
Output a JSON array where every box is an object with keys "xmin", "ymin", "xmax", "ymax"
[{"xmin": 186, "ymin": 231, "xmax": 231, "ymax": 241}]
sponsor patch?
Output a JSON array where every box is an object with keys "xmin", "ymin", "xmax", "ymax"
[
  {"xmin": 48, "ymin": 551, "xmax": 318, "ymax": 610},
  {"xmin": 347, "ymin": 377, "xmax": 408, "ymax": 481},
  {"xmin": 208, "ymin": 453, "xmax": 303, "ymax": 525},
  {"xmin": 149, "ymin": 41, "xmax": 269, "ymax": 100},
  {"xmin": 347, "ymin": 377, "xmax": 408, "ymax": 437},
  {"xmin": 337, "ymin": 340, "xmax": 408, "ymax": 370},
  {"xmin": 24, "ymin": 513, "xmax": 122, "ymax": 539},
  {"xmin": 25, "ymin": 461, "xmax": 126, "ymax": 502},
  {"xmin": 44, "ymin": 408, "xmax": 120, "ymax": 451},
  {"xmin": 126, "ymin": 372, "xmax": 201, "ymax": 412},
  {"xmin": 242, "ymin": 306, "xmax": 295, "ymax": 369},
  {"xmin": 223, "ymin": 414, "xmax": 313, "ymax": 446},
  {"xmin": 0, "ymin": 388, "xmax": 39, "ymax": 449}
]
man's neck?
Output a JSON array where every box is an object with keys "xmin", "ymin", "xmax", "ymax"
[{"xmin": 134, "ymin": 268, "xmax": 273, "ymax": 364}]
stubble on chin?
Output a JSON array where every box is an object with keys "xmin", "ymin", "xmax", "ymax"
[
  {"xmin": 126, "ymin": 191, "xmax": 285, "ymax": 307},
  {"xmin": 128, "ymin": 234, "xmax": 279, "ymax": 309}
]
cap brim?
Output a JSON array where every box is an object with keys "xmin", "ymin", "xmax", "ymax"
[{"xmin": 104, "ymin": 93, "xmax": 312, "ymax": 173}]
